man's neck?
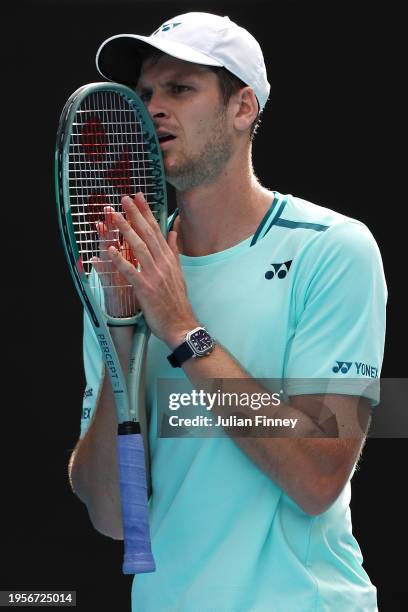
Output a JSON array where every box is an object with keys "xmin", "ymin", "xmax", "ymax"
[{"xmin": 172, "ymin": 155, "xmax": 275, "ymax": 257}]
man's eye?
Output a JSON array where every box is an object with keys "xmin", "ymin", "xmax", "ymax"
[
  {"xmin": 139, "ymin": 91, "xmax": 152, "ymax": 102},
  {"xmin": 172, "ymin": 85, "xmax": 190, "ymax": 94}
]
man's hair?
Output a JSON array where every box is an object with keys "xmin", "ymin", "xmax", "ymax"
[{"xmin": 139, "ymin": 49, "xmax": 262, "ymax": 140}]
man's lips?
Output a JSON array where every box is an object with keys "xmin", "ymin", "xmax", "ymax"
[
  {"xmin": 156, "ymin": 129, "xmax": 177, "ymax": 144},
  {"xmin": 158, "ymin": 135, "xmax": 177, "ymax": 150},
  {"xmin": 159, "ymin": 135, "xmax": 176, "ymax": 144}
]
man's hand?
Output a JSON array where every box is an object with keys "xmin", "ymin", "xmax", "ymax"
[
  {"xmin": 105, "ymin": 192, "xmax": 199, "ymax": 346},
  {"xmin": 91, "ymin": 207, "xmax": 141, "ymax": 318}
]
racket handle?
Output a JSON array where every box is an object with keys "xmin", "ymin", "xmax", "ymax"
[{"xmin": 117, "ymin": 429, "xmax": 156, "ymax": 574}]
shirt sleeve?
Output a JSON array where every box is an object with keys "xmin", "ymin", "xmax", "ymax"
[
  {"xmin": 284, "ymin": 220, "xmax": 387, "ymax": 404},
  {"xmin": 80, "ymin": 310, "xmax": 104, "ymax": 437}
]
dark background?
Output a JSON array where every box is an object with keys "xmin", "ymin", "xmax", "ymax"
[{"xmin": 6, "ymin": 0, "xmax": 405, "ymax": 610}]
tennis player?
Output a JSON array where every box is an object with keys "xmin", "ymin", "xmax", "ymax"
[{"xmin": 69, "ymin": 12, "xmax": 387, "ymax": 611}]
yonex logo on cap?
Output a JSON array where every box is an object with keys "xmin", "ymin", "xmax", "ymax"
[{"xmin": 153, "ymin": 22, "xmax": 182, "ymax": 36}]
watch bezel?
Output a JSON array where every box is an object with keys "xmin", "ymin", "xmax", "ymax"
[{"xmin": 185, "ymin": 326, "xmax": 215, "ymax": 357}]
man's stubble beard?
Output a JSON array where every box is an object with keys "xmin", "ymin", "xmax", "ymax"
[{"xmin": 165, "ymin": 107, "xmax": 233, "ymax": 192}]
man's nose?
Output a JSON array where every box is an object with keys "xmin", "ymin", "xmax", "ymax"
[{"xmin": 145, "ymin": 93, "xmax": 169, "ymax": 120}]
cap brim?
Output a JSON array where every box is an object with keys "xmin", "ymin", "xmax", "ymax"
[{"xmin": 96, "ymin": 34, "xmax": 223, "ymax": 84}]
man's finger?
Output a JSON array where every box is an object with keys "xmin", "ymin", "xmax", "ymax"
[
  {"xmin": 110, "ymin": 210, "xmax": 156, "ymax": 273},
  {"xmin": 96, "ymin": 213, "xmax": 121, "ymax": 261},
  {"xmin": 123, "ymin": 194, "xmax": 169, "ymax": 257},
  {"xmin": 108, "ymin": 245, "xmax": 144, "ymax": 285},
  {"xmin": 103, "ymin": 206, "xmax": 121, "ymax": 243}
]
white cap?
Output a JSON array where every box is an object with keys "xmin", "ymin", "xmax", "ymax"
[{"xmin": 96, "ymin": 12, "xmax": 270, "ymax": 111}]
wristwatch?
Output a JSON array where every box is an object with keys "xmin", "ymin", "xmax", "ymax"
[{"xmin": 167, "ymin": 326, "xmax": 215, "ymax": 368}]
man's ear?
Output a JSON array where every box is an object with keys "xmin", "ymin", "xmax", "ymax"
[{"xmin": 232, "ymin": 87, "xmax": 259, "ymax": 133}]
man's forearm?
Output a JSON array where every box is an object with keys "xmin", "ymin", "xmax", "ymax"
[
  {"xmin": 68, "ymin": 327, "xmax": 134, "ymax": 539},
  {"xmin": 181, "ymin": 343, "xmax": 359, "ymax": 515}
]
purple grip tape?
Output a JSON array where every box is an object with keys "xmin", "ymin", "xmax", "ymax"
[{"xmin": 117, "ymin": 433, "xmax": 156, "ymax": 574}]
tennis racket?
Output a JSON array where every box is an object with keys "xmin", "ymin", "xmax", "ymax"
[{"xmin": 55, "ymin": 82, "xmax": 167, "ymax": 574}]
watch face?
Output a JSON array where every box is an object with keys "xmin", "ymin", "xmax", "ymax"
[{"xmin": 189, "ymin": 328, "xmax": 213, "ymax": 355}]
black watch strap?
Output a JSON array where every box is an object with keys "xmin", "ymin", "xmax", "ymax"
[{"xmin": 167, "ymin": 342, "xmax": 194, "ymax": 368}]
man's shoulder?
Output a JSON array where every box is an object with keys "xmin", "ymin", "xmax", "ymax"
[
  {"xmin": 272, "ymin": 193, "xmax": 383, "ymax": 279},
  {"xmin": 281, "ymin": 192, "xmax": 365, "ymax": 231},
  {"xmin": 276, "ymin": 192, "xmax": 379, "ymax": 254}
]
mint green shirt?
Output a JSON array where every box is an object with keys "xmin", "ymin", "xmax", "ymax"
[{"xmin": 81, "ymin": 192, "xmax": 386, "ymax": 611}]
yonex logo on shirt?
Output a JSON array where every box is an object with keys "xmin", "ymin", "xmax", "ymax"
[
  {"xmin": 332, "ymin": 361, "xmax": 352, "ymax": 374},
  {"xmin": 264, "ymin": 260, "xmax": 292, "ymax": 280},
  {"xmin": 82, "ymin": 407, "xmax": 91, "ymax": 420},
  {"xmin": 355, "ymin": 362, "xmax": 379, "ymax": 378},
  {"xmin": 332, "ymin": 361, "xmax": 379, "ymax": 378}
]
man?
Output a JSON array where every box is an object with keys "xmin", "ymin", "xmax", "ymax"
[{"xmin": 69, "ymin": 12, "xmax": 387, "ymax": 611}]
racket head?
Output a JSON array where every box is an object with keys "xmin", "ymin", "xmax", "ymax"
[{"xmin": 55, "ymin": 82, "xmax": 167, "ymax": 327}]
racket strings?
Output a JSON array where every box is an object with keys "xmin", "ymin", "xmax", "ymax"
[{"xmin": 68, "ymin": 90, "xmax": 159, "ymax": 318}]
